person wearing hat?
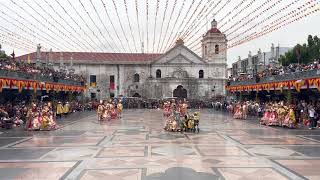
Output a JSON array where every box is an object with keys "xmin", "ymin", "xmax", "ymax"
[{"xmin": 56, "ymin": 102, "xmax": 64, "ymax": 119}]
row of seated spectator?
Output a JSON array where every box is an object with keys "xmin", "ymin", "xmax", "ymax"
[
  {"xmin": 229, "ymin": 59, "xmax": 320, "ymax": 83},
  {"xmin": 0, "ymin": 58, "xmax": 86, "ymax": 83}
]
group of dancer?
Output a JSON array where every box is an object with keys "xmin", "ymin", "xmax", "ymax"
[
  {"xmin": 56, "ymin": 102, "xmax": 71, "ymax": 118},
  {"xmin": 97, "ymin": 99, "xmax": 123, "ymax": 121},
  {"xmin": 260, "ymin": 102, "xmax": 296, "ymax": 128},
  {"xmin": 231, "ymin": 101, "xmax": 296, "ymax": 128},
  {"xmin": 232, "ymin": 102, "xmax": 250, "ymax": 120},
  {"xmin": 25, "ymin": 102, "xmax": 58, "ymax": 131},
  {"xmin": 163, "ymin": 99, "xmax": 200, "ymax": 133}
]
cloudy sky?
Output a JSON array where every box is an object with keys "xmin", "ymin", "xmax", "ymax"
[{"xmin": 0, "ymin": 0, "xmax": 319, "ymax": 66}]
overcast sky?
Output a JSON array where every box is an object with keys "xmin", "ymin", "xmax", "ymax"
[{"xmin": 0, "ymin": 0, "xmax": 319, "ymax": 66}]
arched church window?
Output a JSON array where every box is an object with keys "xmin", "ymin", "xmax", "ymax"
[
  {"xmin": 215, "ymin": 45, "xmax": 219, "ymax": 54},
  {"xmin": 156, "ymin": 69, "xmax": 161, "ymax": 78},
  {"xmin": 134, "ymin": 73, "xmax": 140, "ymax": 82},
  {"xmin": 199, "ymin": 70, "xmax": 204, "ymax": 79}
]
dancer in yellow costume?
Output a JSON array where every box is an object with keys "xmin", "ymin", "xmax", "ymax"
[
  {"xmin": 56, "ymin": 102, "xmax": 64, "ymax": 119},
  {"xmin": 117, "ymin": 100, "xmax": 123, "ymax": 118},
  {"xmin": 63, "ymin": 102, "xmax": 70, "ymax": 116}
]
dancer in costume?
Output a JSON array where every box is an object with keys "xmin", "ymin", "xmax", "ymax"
[
  {"xmin": 179, "ymin": 99, "xmax": 188, "ymax": 117},
  {"xmin": 63, "ymin": 102, "xmax": 70, "ymax": 116},
  {"xmin": 47, "ymin": 102, "xmax": 57, "ymax": 129},
  {"xmin": 260, "ymin": 104, "xmax": 271, "ymax": 125},
  {"xmin": 283, "ymin": 105, "xmax": 296, "ymax": 128},
  {"xmin": 56, "ymin": 102, "xmax": 64, "ymax": 119},
  {"xmin": 41, "ymin": 102, "xmax": 57, "ymax": 130},
  {"xmin": 277, "ymin": 102, "xmax": 287, "ymax": 126},
  {"xmin": 163, "ymin": 101, "xmax": 171, "ymax": 117},
  {"xmin": 233, "ymin": 103, "xmax": 242, "ymax": 119},
  {"xmin": 110, "ymin": 101, "xmax": 118, "ymax": 119},
  {"xmin": 268, "ymin": 104, "xmax": 279, "ymax": 126},
  {"xmin": 117, "ymin": 100, "xmax": 123, "ymax": 118},
  {"xmin": 242, "ymin": 102, "xmax": 248, "ymax": 119},
  {"xmin": 26, "ymin": 102, "xmax": 41, "ymax": 131},
  {"xmin": 97, "ymin": 100, "xmax": 104, "ymax": 121},
  {"xmin": 101, "ymin": 100, "xmax": 111, "ymax": 121}
]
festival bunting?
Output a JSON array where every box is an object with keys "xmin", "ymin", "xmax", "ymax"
[
  {"xmin": 226, "ymin": 78, "xmax": 320, "ymax": 93},
  {"xmin": 0, "ymin": 77, "xmax": 86, "ymax": 93}
]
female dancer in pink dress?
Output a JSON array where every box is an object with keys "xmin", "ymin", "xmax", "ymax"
[
  {"xmin": 260, "ymin": 104, "xmax": 271, "ymax": 125},
  {"xmin": 268, "ymin": 105, "xmax": 279, "ymax": 126},
  {"xmin": 233, "ymin": 103, "xmax": 243, "ymax": 119}
]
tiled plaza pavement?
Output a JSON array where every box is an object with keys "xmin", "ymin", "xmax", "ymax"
[{"xmin": 1, "ymin": 110, "xmax": 320, "ymax": 179}]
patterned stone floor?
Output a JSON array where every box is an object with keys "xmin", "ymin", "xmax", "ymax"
[{"xmin": 1, "ymin": 109, "xmax": 320, "ymax": 179}]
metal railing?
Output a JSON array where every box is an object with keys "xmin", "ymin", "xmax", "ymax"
[
  {"xmin": 0, "ymin": 69, "xmax": 82, "ymax": 86},
  {"xmin": 229, "ymin": 69, "xmax": 320, "ymax": 86}
]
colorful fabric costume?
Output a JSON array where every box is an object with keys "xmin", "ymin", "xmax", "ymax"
[
  {"xmin": 179, "ymin": 103, "xmax": 188, "ymax": 117},
  {"xmin": 97, "ymin": 104, "xmax": 104, "ymax": 121},
  {"xmin": 26, "ymin": 104, "xmax": 41, "ymax": 130},
  {"xmin": 260, "ymin": 110, "xmax": 270, "ymax": 125},
  {"xmin": 110, "ymin": 103, "xmax": 118, "ymax": 119},
  {"xmin": 41, "ymin": 104, "xmax": 57, "ymax": 130},
  {"xmin": 163, "ymin": 102, "xmax": 171, "ymax": 117},
  {"xmin": 283, "ymin": 108, "xmax": 296, "ymax": 128},
  {"xmin": 63, "ymin": 102, "xmax": 70, "ymax": 114},
  {"xmin": 268, "ymin": 109, "xmax": 279, "ymax": 126},
  {"xmin": 56, "ymin": 103, "xmax": 64, "ymax": 116},
  {"xmin": 117, "ymin": 102, "xmax": 123, "ymax": 118},
  {"xmin": 233, "ymin": 104, "xmax": 242, "ymax": 119}
]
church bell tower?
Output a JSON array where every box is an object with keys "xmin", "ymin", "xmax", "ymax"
[{"xmin": 201, "ymin": 19, "xmax": 227, "ymax": 64}]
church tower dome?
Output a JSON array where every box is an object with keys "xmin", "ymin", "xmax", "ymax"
[{"xmin": 206, "ymin": 19, "xmax": 222, "ymax": 35}]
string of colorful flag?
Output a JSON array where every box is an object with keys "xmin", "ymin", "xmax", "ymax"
[{"xmin": 0, "ymin": 0, "xmax": 318, "ymax": 55}]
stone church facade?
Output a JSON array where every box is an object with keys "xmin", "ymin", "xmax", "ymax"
[{"xmin": 17, "ymin": 20, "xmax": 227, "ymax": 100}]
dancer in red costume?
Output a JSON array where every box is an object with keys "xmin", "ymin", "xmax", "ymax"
[
  {"xmin": 268, "ymin": 104, "xmax": 279, "ymax": 126},
  {"xmin": 233, "ymin": 103, "xmax": 242, "ymax": 119},
  {"xmin": 179, "ymin": 99, "xmax": 188, "ymax": 117},
  {"xmin": 26, "ymin": 103, "xmax": 41, "ymax": 130}
]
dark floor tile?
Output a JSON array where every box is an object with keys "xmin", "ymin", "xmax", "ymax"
[
  {"xmin": 0, "ymin": 168, "xmax": 29, "ymax": 179},
  {"xmin": 302, "ymin": 135, "xmax": 320, "ymax": 141},
  {"xmin": 243, "ymin": 129, "xmax": 289, "ymax": 136},
  {"xmin": 0, "ymin": 138, "xmax": 24, "ymax": 147},
  {"xmin": 287, "ymin": 146, "xmax": 320, "ymax": 157},
  {"xmin": 49, "ymin": 130, "xmax": 86, "ymax": 136},
  {"xmin": 0, "ymin": 148, "xmax": 54, "ymax": 160}
]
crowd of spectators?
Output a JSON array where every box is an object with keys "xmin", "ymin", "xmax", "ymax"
[
  {"xmin": 120, "ymin": 98, "xmax": 213, "ymax": 109},
  {"xmin": 0, "ymin": 58, "xmax": 86, "ymax": 83},
  {"xmin": 229, "ymin": 60, "xmax": 320, "ymax": 83}
]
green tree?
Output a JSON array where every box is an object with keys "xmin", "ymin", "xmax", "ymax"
[{"xmin": 280, "ymin": 35, "xmax": 320, "ymax": 65}]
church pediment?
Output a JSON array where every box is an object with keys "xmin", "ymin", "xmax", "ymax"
[
  {"xmin": 152, "ymin": 44, "xmax": 205, "ymax": 65},
  {"xmin": 165, "ymin": 54, "xmax": 195, "ymax": 64}
]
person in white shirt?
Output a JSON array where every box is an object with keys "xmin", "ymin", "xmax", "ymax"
[{"xmin": 308, "ymin": 105, "xmax": 316, "ymax": 130}]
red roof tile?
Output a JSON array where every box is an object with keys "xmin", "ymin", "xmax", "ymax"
[
  {"xmin": 16, "ymin": 52, "xmax": 163, "ymax": 64},
  {"xmin": 206, "ymin": 27, "xmax": 222, "ymax": 34}
]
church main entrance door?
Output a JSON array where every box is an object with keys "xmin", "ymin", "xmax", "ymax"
[{"xmin": 173, "ymin": 85, "xmax": 187, "ymax": 99}]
